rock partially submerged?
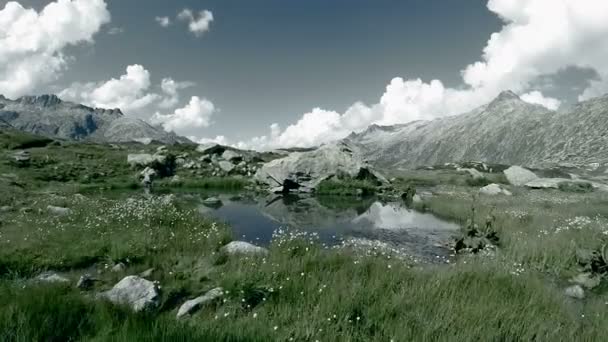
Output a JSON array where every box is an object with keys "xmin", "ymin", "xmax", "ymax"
[
  {"xmin": 176, "ymin": 287, "xmax": 224, "ymax": 319},
  {"xmin": 99, "ymin": 276, "xmax": 160, "ymax": 312},
  {"xmin": 503, "ymin": 166, "xmax": 538, "ymax": 186},
  {"xmin": 221, "ymin": 241, "xmax": 269, "ymax": 256},
  {"xmin": 254, "ymin": 142, "xmax": 388, "ymax": 193}
]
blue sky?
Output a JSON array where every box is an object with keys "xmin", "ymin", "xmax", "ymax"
[{"xmin": 1, "ymin": 0, "xmax": 607, "ymax": 148}]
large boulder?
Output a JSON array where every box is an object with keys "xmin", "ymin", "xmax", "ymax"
[
  {"xmin": 254, "ymin": 142, "xmax": 388, "ymax": 192},
  {"xmin": 99, "ymin": 276, "xmax": 160, "ymax": 312},
  {"xmin": 503, "ymin": 166, "xmax": 538, "ymax": 186}
]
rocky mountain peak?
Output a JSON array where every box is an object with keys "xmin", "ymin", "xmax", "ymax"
[
  {"xmin": 495, "ymin": 90, "xmax": 520, "ymax": 101},
  {"xmin": 18, "ymin": 94, "xmax": 63, "ymax": 107}
]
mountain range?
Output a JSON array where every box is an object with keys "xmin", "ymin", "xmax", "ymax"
[
  {"xmin": 0, "ymin": 94, "xmax": 188, "ymax": 144},
  {"xmin": 344, "ymin": 91, "xmax": 608, "ymax": 170}
]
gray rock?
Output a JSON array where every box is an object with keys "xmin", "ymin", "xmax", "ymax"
[
  {"xmin": 202, "ymin": 197, "xmax": 222, "ymax": 206},
  {"xmin": 140, "ymin": 268, "xmax": 155, "ymax": 278},
  {"xmin": 221, "ymin": 241, "xmax": 269, "ymax": 256},
  {"xmin": 504, "ymin": 166, "xmax": 539, "ymax": 186},
  {"xmin": 47, "ymin": 205, "xmax": 72, "ymax": 216},
  {"xmin": 222, "ymin": 150, "xmax": 242, "ymax": 162},
  {"xmin": 36, "ymin": 271, "xmax": 70, "ymax": 283},
  {"xmin": 111, "ymin": 262, "xmax": 126, "ymax": 273},
  {"xmin": 76, "ymin": 274, "xmax": 95, "ymax": 290},
  {"xmin": 524, "ymin": 178, "xmax": 567, "ymax": 189},
  {"xmin": 176, "ymin": 287, "xmax": 224, "ymax": 319},
  {"xmin": 571, "ymin": 273, "xmax": 601, "ymax": 290},
  {"xmin": 564, "ymin": 285, "xmax": 585, "ymax": 299},
  {"xmin": 479, "ymin": 183, "xmax": 512, "ymax": 196},
  {"xmin": 127, "ymin": 154, "xmax": 166, "ymax": 168},
  {"xmin": 12, "ymin": 150, "xmax": 31, "ymax": 165},
  {"xmin": 140, "ymin": 167, "xmax": 157, "ymax": 187},
  {"xmin": 458, "ymin": 168, "xmax": 484, "ymax": 179},
  {"xmin": 0, "ymin": 206, "xmax": 13, "ymax": 212},
  {"xmin": 255, "ymin": 142, "xmax": 388, "ymax": 192},
  {"xmin": 218, "ymin": 161, "xmax": 236, "ymax": 173},
  {"xmin": 99, "ymin": 276, "xmax": 160, "ymax": 312}
]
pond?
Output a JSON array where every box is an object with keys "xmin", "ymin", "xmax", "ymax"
[{"xmin": 196, "ymin": 194, "xmax": 460, "ymax": 263}]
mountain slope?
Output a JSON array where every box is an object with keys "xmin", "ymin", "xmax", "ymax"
[
  {"xmin": 345, "ymin": 91, "xmax": 608, "ymax": 169},
  {"xmin": 0, "ymin": 94, "xmax": 189, "ymax": 144}
]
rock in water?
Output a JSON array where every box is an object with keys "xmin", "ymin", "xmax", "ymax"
[
  {"xmin": 503, "ymin": 166, "xmax": 539, "ymax": 186},
  {"xmin": 479, "ymin": 184, "xmax": 512, "ymax": 196},
  {"xmin": 221, "ymin": 241, "xmax": 269, "ymax": 256},
  {"xmin": 99, "ymin": 276, "xmax": 160, "ymax": 312},
  {"xmin": 254, "ymin": 142, "xmax": 388, "ymax": 192},
  {"xmin": 176, "ymin": 287, "xmax": 224, "ymax": 319}
]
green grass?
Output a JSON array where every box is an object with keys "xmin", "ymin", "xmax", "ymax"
[{"xmin": 157, "ymin": 176, "xmax": 249, "ymax": 191}]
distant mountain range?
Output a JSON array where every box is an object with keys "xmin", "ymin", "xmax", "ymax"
[
  {"xmin": 0, "ymin": 94, "xmax": 189, "ymax": 144},
  {"xmin": 344, "ymin": 91, "xmax": 608, "ymax": 170}
]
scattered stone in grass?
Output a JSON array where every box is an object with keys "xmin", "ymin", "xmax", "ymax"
[
  {"xmin": 36, "ymin": 271, "xmax": 69, "ymax": 283},
  {"xmin": 99, "ymin": 276, "xmax": 160, "ymax": 312},
  {"xmin": 140, "ymin": 268, "xmax": 156, "ymax": 278},
  {"xmin": 0, "ymin": 205, "xmax": 13, "ymax": 212},
  {"xmin": 46, "ymin": 205, "xmax": 72, "ymax": 216},
  {"xmin": 221, "ymin": 241, "xmax": 269, "ymax": 256},
  {"xmin": 76, "ymin": 274, "xmax": 96, "ymax": 290},
  {"xmin": 564, "ymin": 285, "xmax": 585, "ymax": 299},
  {"xmin": 112, "ymin": 262, "xmax": 126, "ymax": 273},
  {"xmin": 177, "ymin": 287, "xmax": 224, "ymax": 319},
  {"xmin": 571, "ymin": 273, "xmax": 601, "ymax": 290},
  {"xmin": 479, "ymin": 183, "xmax": 512, "ymax": 196}
]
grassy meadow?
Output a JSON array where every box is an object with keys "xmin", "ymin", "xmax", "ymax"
[{"xmin": 2, "ymin": 131, "xmax": 608, "ymax": 340}]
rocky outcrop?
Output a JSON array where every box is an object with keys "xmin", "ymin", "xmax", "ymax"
[{"xmin": 255, "ymin": 142, "xmax": 388, "ymax": 193}]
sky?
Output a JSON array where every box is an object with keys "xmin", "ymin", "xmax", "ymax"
[{"xmin": 1, "ymin": 0, "xmax": 607, "ymax": 150}]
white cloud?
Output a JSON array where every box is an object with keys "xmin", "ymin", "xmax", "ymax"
[
  {"xmin": 239, "ymin": 0, "xmax": 608, "ymax": 150},
  {"xmin": 60, "ymin": 64, "xmax": 160, "ymax": 114},
  {"xmin": 0, "ymin": 0, "xmax": 111, "ymax": 98},
  {"xmin": 159, "ymin": 78, "xmax": 195, "ymax": 108},
  {"xmin": 155, "ymin": 16, "xmax": 171, "ymax": 28},
  {"xmin": 177, "ymin": 9, "xmax": 213, "ymax": 37},
  {"xmin": 152, "ymin": 96, "xmax": 216, "ymax": 135},
  {"xmin": 107, "ymin": 27, "xmax": 124, "ymax": 35},
  {"xmin": 521, "ymin": 91, "xmax": 561, "ymax": 110}
]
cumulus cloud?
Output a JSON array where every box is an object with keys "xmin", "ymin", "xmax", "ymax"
[
  {"xmin": 177, "ymin": 9, "xmax": 213, "ymax": 37},
  {"xmin": 521, "ymin": 91, "xmax": 561, "ymax": 110},
  {"xmin": 155, "ymin": 16, "xmax": 171, "ymax": 27},
  {"xmin": 60, "ymin": 64, "xmax": 160, "ymax": 114},
  {"xmin": 0, "ymin": 0, "xmax": 111, "ymax": 98},
  {"xmin": 159, "ymin": 78, "xmax": 195, "ymax": 109},
  {"xmin": 238, "ymin": 0, "xmax": 608, "ymax": 150},
  {"xmin": 152, "ymin": 96, "xmax": 216, "ymax": 135}
]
